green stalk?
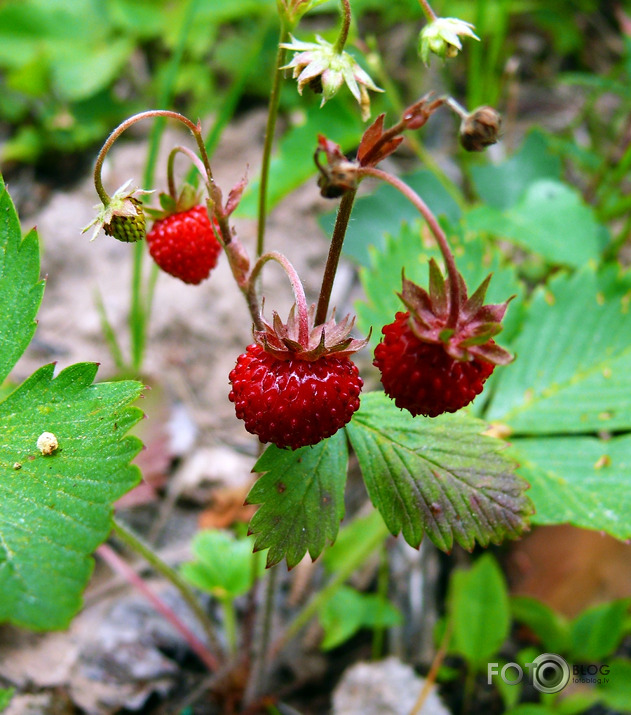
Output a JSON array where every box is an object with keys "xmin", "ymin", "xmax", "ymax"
[
  {"xmin": 112, "ymin": 517, "xmax": 224, "ymax": 660},
  {"xmin": 371, "ymin": 543, "xmax": 389, "ymax": 660},
  {"xmin": 130, "ymin": 0, "xmax": 202, "ymax": 372},
  {"xmin": 257, "ymin": 20, "xmax": 290, "ymax": 257},
  {"xmin": 270, "ymin": 515, "xmax": 389, "ymax": 656},
  {"xmin": 221, "ymin": 596, "xmax": 238, "ymax": 656}
]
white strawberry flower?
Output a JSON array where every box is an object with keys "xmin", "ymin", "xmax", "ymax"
[
  {"xmin": 280, "ymin": 35, "xmax": 383, "ymax": 121},
  {"xmin": 419, "ymin": 17, "xmax": 479, "ymax": 65}
]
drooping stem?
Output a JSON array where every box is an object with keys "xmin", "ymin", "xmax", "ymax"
[
  {"xmin": 93, "ymin": 110, "xmax": 214, "ymax": 207},
  {"xmin": 358, "ymin": 167, "xmax": 461, "ymax": 327},
  {"xmin": 333, "ymin": 0, "xmax": 352, "ymax": 54},
  {"xmin": 111, "ymin": 517, "xmax": 224, "ymax": 662},
  {"xmin": 314, "ymin": 189, "xmax": 357, "ymax": 326},
  {"xmin": 418, "ymin": 0, "xmax": 437, "ymax": 22},
  {"xmin": 247, "ymin": 251, "xmax": 310, "ymax": 342},
  {"xmin": 257, "ymin": 21, "xmax": 289, "ymax": 257},
  {"xmin": 98, "ymin": 543, "xmax": 220, "ymax": 672},
  {"xmin": 167, "ymin": 146, "xmax": 209, "ymax": 199}
]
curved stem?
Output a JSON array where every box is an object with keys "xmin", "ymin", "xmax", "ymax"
[
  {"xmin": 167, "ymin": 146, "xmax": 209, "ymax": 199},
  {"xmin": 333, "ymin": 0, "xmax": 352, "ymax": 54},
  {"xmin": 93, "ymin": 110, "xmax": 214, "ymax": 206},
  {"xmin": 247, "ymin": 251, "xmax": 309, "ymax": 342},
  {"xmin": 314, "ymin": 189, "xmax": 357, "ymax": 326},
  {"xmin": 111, "ymin": 517, "xmax": 225, "ymax": 662},
  {"xmin": 358, "ymin": 167, "xmax": 461, "ymax": 327},
  {"xmin": 257, "ymin": 21, "xmax": 289, "ymax": 258}
]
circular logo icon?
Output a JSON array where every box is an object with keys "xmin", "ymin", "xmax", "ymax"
[{"xmin": 531, "ymin": 653, "xmax": 571, "ymax": 693}]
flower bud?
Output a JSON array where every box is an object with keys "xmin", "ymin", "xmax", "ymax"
[
  {"xmin": 459, "ymin": 106, "xmax": 502, "ymax": 152},
  {"xmin": 419, "ymin": 17, "xmax": 479, "ymax": 65}
]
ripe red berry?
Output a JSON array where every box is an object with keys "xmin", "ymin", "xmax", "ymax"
[
  {"xmin": 229, "ymin": 343, "xmax": 362, "ymax": 450},
  {"xmin": 146, "ymin": 205, "xmax": 221, "ymax": 284},
  {"xmin": 374, "ymin": 311, "xmax": 495, "ymax": 418}
]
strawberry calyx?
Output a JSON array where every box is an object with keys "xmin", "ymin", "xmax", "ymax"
[
  {"xmin": 145, "ymin": 183, "xmax": 202, "ymax": 222},
  {"xmin": 400, "ymin": 259, "xmax": 514, "ymax": 365},
  {"xmin": 255, "ymin": 304, "xmax": 369, "ymax": 362}
]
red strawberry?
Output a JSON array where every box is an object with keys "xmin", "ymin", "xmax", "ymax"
[
  {"xmin": 229, "ymin": 344, "xmax": 362, "ymax": 450},
  {"xmin": 374, "ymin": 311, "xmax": 495, "ymax": 417},
  {"xmin": 374, "ymin": 261, "xmax": 513, "ymax": 418},
  {"xmin": 146, "ymin": 205, "xmax": 221, "ymax": 285},
  {"xmin": 229, "ymin": 305, "xmax": 367, "ymax": 450}
]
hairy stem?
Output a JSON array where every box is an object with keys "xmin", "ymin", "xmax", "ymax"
[
  {"xmin": 98, "ymin": 543, "xmax": 220, "ymax": 672},
  {"xmin": 418, "ymin": 0, "xmax": 437, "ymax": 22},
  {"xmin": 257, "ymin": 21, "xmax": 289, "ymax": 257},
  {"xmin": 167, "ymin": 146, "xmax": 209, "ymax": 199},
  {"xmin": 248, "ymin": 251, "xmax": 309, "ymax": 341},
  {"xmin": 314, "ymin": 190, "xmax": 357, "ymax": 326},
  {"xmin": 333, "ymin": 0, "xmax": 352, "ymax": 54},
  {"xmin": 358, "ymin": 167, "xmax": 461, "ymax": 326},
  {"xmin": 111, "ymin": 517, "xmax": 224, "ymax": 661}
]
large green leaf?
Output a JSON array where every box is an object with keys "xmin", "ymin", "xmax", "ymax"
[
  {"xmin": 0, "ymin": 363, "xmax": 143, "ymax": 630},
  {"xmin": 247, "ymin": 432, "xmax": 348, "ymax": 568},
  {"xmin": 470, "ymin": 130, "xmax": 562, "ymax": 210},
  {"xmin": 448, "ymin": 554, "xmax": 510, "ymax": 671},
  {"xmin": 345, "ymin": 392, "xmax": 533, "ymax": 552},
  {"xmin": 513, "ymin": 435, "xmax": 631, "ymax": 539},
  {"xmin": 485, "ymin": 265, "xmax": 631, "ymax": 433},
  {"xmin": 0, "ymin": 174, "xmax": 45, "ymax": 384},
  {"xmin": 465, "ymin": 179, "xmax": 605, "ymax": 267}
]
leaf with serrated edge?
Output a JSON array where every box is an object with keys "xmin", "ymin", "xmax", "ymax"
[
  {"xmin": 0, "ymin": 173, "xmax": 45, "ymax": 384},
  {"xmin": 512, "ymin": 434, "xmax": 631, "ymax": 540},
  {"xmin": 247, "ymin": 432, "xmax": 348, "ymax": 568},
  {"xmin": 345, "ymin": 392, "xmax": 532, "ymax": 552},
  {"xmin": 0, "ymin": 363, "xmax": 143, "ymax": 630},
  {"xmin": 486, "ymin": 265, "xmax": 631, "ymax": 433}
]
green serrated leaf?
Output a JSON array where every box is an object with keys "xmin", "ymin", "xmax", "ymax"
[
  {"xmin": 470, "ymin": 130, "xmax": 562, "ymax": 210},
  {"xmin": 510, "ymin": 596, "xmax": 570, "ymax": 654},
  {"xmin": 0, "ymin": 173, "xmax": 45, "ymax": 385},
  {"xmin": 465, "ymin": 179, "xmax": 604, "ymax": 267},
  {"xmin": 0, "ymin": 363, "xmax": 143, "ymax": 630},
  {"xmin": 345, "ymin": 392, "xmax": 533, "ymax": 552},
  {"xmin": 247, "ymin": 432, "xmax": 348, "ymax": 568},
  {"xmin": 513, "ymin": 435, "xmax": 631, "ymax": 539},
  {"xmin": 448, "ymin": 554, "xmax": 510, "ymax": 670},
  {"xmin": 486, "ymin": 265, "xmax": 631, "ymax": 433}
]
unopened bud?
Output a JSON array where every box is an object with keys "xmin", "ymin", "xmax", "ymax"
[{"xmin": 459, "ymin": 106, "xmax": 502, "ymax": 152}]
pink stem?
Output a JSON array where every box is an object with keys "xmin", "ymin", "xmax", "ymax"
[
  {"xmin": 357, "ymin": 166, "xmax": 461, "ymax": 327},
  {"xmin": 247, "ymin": 251, "xmax": 310, "ymax": 343},
  {"xmin": 97, "ymin": 544, "xmax": 219, "ymax": 672}
]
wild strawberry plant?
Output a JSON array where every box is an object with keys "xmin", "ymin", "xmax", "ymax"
[{"xmin": 1, "ymin": 0, "xmax": 630, "ymax": 710}]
